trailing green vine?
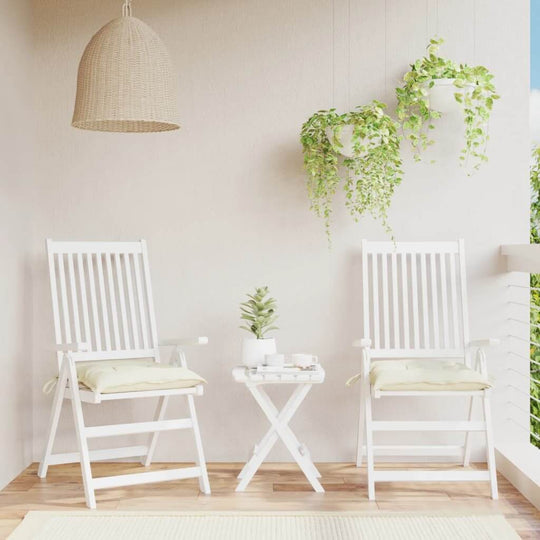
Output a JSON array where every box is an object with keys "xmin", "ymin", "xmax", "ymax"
[
  {"xmin": 396, "ymin": 37, "xmax": 499, "ymax": 172},
  {"xmin": 300, "ymin": 100, "xmax": 402, "ymax": 242}
]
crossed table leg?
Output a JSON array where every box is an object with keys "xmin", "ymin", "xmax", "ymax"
[{"xmin": 236, "ymin": 383, "xmax": 324, "ymax": 493}]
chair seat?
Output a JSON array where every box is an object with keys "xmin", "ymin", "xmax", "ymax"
[
  {"xmin": 75, "ymin": 359, "xmax": 207, "ymax": 394},
  {"xmin": 370, "ymin": 360, "xmax": 491, "ymax": 391}
]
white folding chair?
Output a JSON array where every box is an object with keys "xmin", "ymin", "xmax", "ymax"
[
  {"xmin": 38, "ymin": 240, "xmax": 211, "ymax": 508},
  {"xmin": 351, "ymin": 239, "xmax": 498, "ymax": 500}
]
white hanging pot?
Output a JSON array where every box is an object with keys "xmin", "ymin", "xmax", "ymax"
[
  {"xmin": 426, "ymin": 78, "xmax": 474, "ymax": 113},
  {"xmin": 325, "ymin": 125, "xmax": 381, "ymax": 158},
  {"xmin": 325, "ymin": 124, "xmax": 356, "ymax": 158},
  {"xmin": 241, "ymin": 337, "xmax": 276, "ymax": 368}
]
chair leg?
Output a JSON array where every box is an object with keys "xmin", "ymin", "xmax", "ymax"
[
  {"xmin": 67, "ymin": 358, "xmax": 96, "ymax": 509},
  {"xmin": 38, "ymin": 360, "xmax": 69, "ymax": 478},
  {"xmin": 356, "ymin": 378, "xmax": 365, "ymax": 467},
  {"xmin": 463, "ymin": 396, "xmax": 474, "ymax": 466},
  {"xmin": 187, "ymin": 394, "xmax": 211, "ymax": 494},
  {"xmin": 482, "ymin": 392, "xmax": 498, "ymax": 500},
  {"xmin": 142, "ymin": 396, "xmax": 169, "ymax": 466},
  {"xmin": 364, "ymin": 381, "xmax": 375, "ymax": 500}
]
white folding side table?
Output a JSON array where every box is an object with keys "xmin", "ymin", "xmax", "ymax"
[{"xmin": 232, "ymin": 364, "xmax": 325, "ymax": 493}]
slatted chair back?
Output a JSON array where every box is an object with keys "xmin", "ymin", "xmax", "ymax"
[
  {"xmin": 361, "ymin": 239, "xmax": 470, "ymax": 360},
  {"xmin": 47, "ymin": 240, "xmax": 159, "ymax": 366}
]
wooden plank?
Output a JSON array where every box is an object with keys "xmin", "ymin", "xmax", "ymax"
[
  {"xmin": 92, "ymin": 467, "xmax": 201, "ymax": 490},
  {"xmin": 77, "ymin": 253, "xmax": 92, "ymax": 349},
  {"xmin": 95, "ymin": 253, "xmax": 111, "ymax": 351},
  {"xmin": 124, "ymin": 254, "xmax": 140, "ymax": 349},
  {"xmin": 133, "ymin": 253, "xmax": 149, "ymax": 349},
  {"xmin": 86, "ymin": 253, "xmax": 102, "ymax": 350},
  {"xmin": 401, "ymin": 252, "xmax": 410, "ymax": 349},
  {"xmin": 85, "ymin": 418, "xmax": 193, "ymax": 438},
  {"xmin": 373, "ymin": 470, "xmax": 491, "ymax": 482},
  {"xmin": 420, "ymin": 252, "xmax": 430, "ymax": 348},
  {"xmin": 114, "ymin": 253, "xmax": 131, "ymax": 349},
  {"xmin": 105, "ymin": 252, "xmax": 121, "ymax": 350},
  {"xmin": 372, "ymin": 253, "xmax": 380, "ymax": 349},
  {"xmin": 381, "ymin": 254, "xmax": 390, "ymax": 348},
  {"xmin": 371, "ymin": 421, "xmax": 486, "ymax": 432}
]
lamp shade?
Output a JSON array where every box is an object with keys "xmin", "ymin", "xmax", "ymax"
[{"xmin": 72, "ymin": 15, "xmax": 179, "ymax": 132}]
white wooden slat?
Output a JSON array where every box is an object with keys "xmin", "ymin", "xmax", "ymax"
[
  {"xmin": 114, "ymin": 253, "xmax": 131, "ymax": 349},
  {"xmin": 371, "ymin": 253, "xmax": 380, "ymax": 349},
  {"xmin": 141, "ymin": 241, "xmax": 159, "ymax": 353},
  {"xmin": 373, "ymin": 470, "xmax": 490, "ymax": 482},
  {"xmin": 359, "ymin": 444, "xmax": 464, "ymax": 457},
  {"xmin": 92, "ymin": 467, "xmax": 201, "ymax": 490},
  {"xmin": 85, "ymin": 418, "xmax": 193, "ymax": 438},
  {"xmin": 458, "ymin": 239, "xmax": 471, "ymax": 353},
  {"xmin": 124, "ymin": 254, "xmax": 140, "ymax": 349},
  {"xmin": 371, "ymin": 420, "xmax": 486, "ymax": 431},
  {"xmin": 420, "ymin": 253, "xmax": 430, "ymax": 348},
  {"xmin": 133, "ymin": 253, "xmax": 149, "ymax": 349},
  {"xmin": 362, "ymin": 240, "xmax": 370, "ymax": 340},
  {"xmin": 429, "ymin": 252, "xmax": 440, "ymax": 349},
  {"xmin": 86, "ymin": 253, "xmax": 101, "ymax": 350},
  {"xmin": 47, "ymin": 244, "xmax": 62, "ymax": 346},
  {"xmin": 391, "ymin": 251, "xmax": 399, "ymax": 348},
  {"xmin": 449, "ymin": 252, "xmax": 460, "ymax": 349},
  {"xmin": 410, "ymin": 253, "xmax": 420, "ymax": 348},
  {"xmin": 400, "ymin": 252, "xmax": 410, "ymax": 349},
  {"xmin": 440, "ymin": 253, "xmax": 450, "ymax": 348},
  {"xmin": 77, "ymin": 253, "xmax": 91, "ymax": 349},
  {"xmin": 381, "ymin": 254, "xmax": 390, "ymax": 348},
  {"xmin": 67, "ymin": 253, "xmax": 82, "ymax": 344},
  {"xmin": 105, "ymin": 253, "xmax": 121, "ymax": 350},
  {"xmin": 57, "ymin": 254, "xmax": 72, "ymax": 344},
  {"xmin": 48, "ymin": 446, "xmax": 148, "ymax": 465},
  {"xmin": 95, "ymin": 253, "xmax": 112, "ymax": 351}
]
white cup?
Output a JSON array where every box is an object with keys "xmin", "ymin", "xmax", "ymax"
[
  {"xmin": 291, "ymin": 353, "xmax": 318, "ymax": 369},
  {"xmin": 265, "ymin": 353, "xmax": 285, "ymax": 367}
]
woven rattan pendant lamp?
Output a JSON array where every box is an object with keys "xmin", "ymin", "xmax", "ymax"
[{"xmin": 72, "ymin": 0, "xmax": 179, "ymax": 132}]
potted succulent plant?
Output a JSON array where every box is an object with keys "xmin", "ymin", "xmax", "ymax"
[
  {"xmin": 396, "ymin": 37, "xmax": 499, "ymax": 171},
  {"xmin": 240, "ymin": 286, "xmax": 279, "ymax": 368},
  {"xmin": 300, "ymin": 100, "xmax": 402, "ymax": 242}
]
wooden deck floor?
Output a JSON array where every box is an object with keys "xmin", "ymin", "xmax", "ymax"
[{"xmin": 1, "ymin": 462, "xmax": 538, "ymax": 538}]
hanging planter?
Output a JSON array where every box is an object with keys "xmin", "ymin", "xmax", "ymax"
[
  {"xmin": 424, "ymin": 78, "xmax": 474, "ymax": 113},
  {"xmin": 396, "ymin": 38, "xmax": 499, "ymax": 171},
  {"xmin": 300, "ymin": 101, "xmax": 403, "ymax": 242}
]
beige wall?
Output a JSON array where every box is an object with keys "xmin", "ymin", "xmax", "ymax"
[
  {"xmin": 0, "ymin": 0, "xmax": 34, "ymax": 487},
  {"xmin": 30, "ymin": 0, "xmax": 529, "ymax": 463}
]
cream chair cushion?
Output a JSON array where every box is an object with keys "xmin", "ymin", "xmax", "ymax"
[
  {"xmin": 75, "ymin": 359, "xmax": 206, "ymax": 394},
  {"xmin": 370, "ymin": 359, "xmax": 491, "ymax": 391}
]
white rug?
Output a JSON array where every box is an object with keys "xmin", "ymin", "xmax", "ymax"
[{"xmin": 8, "ymin": 511, "xmax": 519, "ymax": 540}]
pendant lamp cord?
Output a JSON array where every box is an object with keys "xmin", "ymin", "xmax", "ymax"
[{"xmin": 122, "ymin": 0, "xmax": 132, "ymax": 17}]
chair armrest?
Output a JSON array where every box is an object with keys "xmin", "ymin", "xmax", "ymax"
[
  {"xmin": 54, "ymin": 342, "xmax": 89, "ymax": 352},
  {"xmin": 160, "ymin": 337, "xmax": 209, "ymax": 347},
  {"xmin": 352, "ymin": 338, "xmax": 372, "ymax": 349},
  {"xmin": 467, "ymin": 338, "xmax": 500, "ymax": 348}
]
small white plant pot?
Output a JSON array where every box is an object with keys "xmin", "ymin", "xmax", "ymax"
[
  {"xmin": 426, "ymin": 78, "xmax": 474, "ymax": 113},
  {"xmin": 242, "ymin": 337, "xmax": 276, "ymax": 368}
]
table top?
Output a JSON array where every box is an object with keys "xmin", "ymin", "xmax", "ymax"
[{"xmin": 232, "ymin": 364, "xmax": 325, "ymax": 384}]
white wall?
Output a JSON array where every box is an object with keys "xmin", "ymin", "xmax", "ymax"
[
  {"xmin": 30, "ymin": 0, "xmax": 530, "ymax": 463},
  {"xmin": 0, "ymin": 0, "xmax": 34, "ymax": 488}
]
